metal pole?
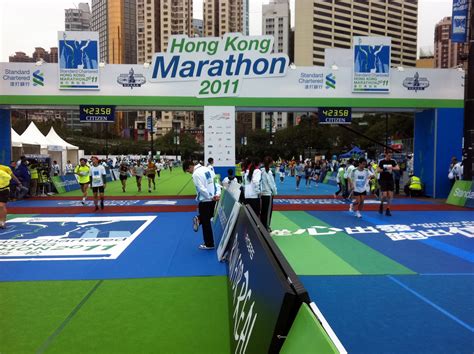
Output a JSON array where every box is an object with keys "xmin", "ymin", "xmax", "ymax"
[
  {"xmin": 105, "ymin": 123, "xmax": 109, "ymax": 160},
  {"xmin": 385, "ymin": 113, "xmax": 389, "ymax": 149},
  {"xmin": 463, "ymin": 2, "xmax": 474, "ymax": 180}
]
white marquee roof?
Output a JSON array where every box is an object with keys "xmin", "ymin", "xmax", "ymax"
[{"xmin": 46, "ymin": 127, "xmax": 78, "ymax": 150}]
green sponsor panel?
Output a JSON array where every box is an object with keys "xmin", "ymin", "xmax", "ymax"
[
  {"xmin": 45, "ymin": 276, "xmax": 230, "ymax": 354},
  {"xmin": 282, "ymin": 211, "xmax": 415, "ymax": 275},
  {"xmin": 0, "ymin": 280, "xmax": 98, "ymax": 353},
  {"xmin": 447, "ymin": 180, "xmax": 474, "ymax": 207},
  {"xmin": 271, "ymin": 212, "xmax": 359, "ymax": 275},
  {"xmin": 51, "ymin": 176, "xmax": 66, "ymax": 194},
  {"xmin": 280, "ymin": 303, "xmax": 339, "ymax": 354}
]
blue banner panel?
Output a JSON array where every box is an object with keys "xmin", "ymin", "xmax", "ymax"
[
  {"xmin": 0, "ymin": 110, "xmax": 12, "ymax": 165},
  {"xmin": 451, "ymin": 0, "xmax": 469, "ymax": 43},
  {"xmin": 318, "ymin": 108, "xmax": 352, "ymax": 125},
  {"xmin": 79, "ymin": 105, "xmax": 115, "ymax": 123}
]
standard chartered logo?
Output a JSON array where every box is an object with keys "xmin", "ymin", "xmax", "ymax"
[
  {"xmin": 454, "ymin": 188, "xmax": 474, "ymax": 199},
  {"xmin": 32, "ymin": 70, "xmax": 44, "ymax": 86}
]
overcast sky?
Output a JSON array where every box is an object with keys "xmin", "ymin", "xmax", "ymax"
[{"xmin": 0, "ymin": 0, "xmax": 452, "ymax": 61}]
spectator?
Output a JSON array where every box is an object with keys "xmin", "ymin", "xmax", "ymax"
[
  {"xmin": 16, "ymin": 156, "xmax": 31, "ymax": 194},
  {"xmin": 404, "ymin": 174, "xmax": 424, "ymax": 197},
  {"xmin": 65, "ymin": 160, "xmax": 74, "ymax": 175},
  {"xmin": 28, "ymin": 160, "xmax": 39, "ymax": 197},
  {"xmin": 222, "ymin": 169, "xmax": 238, "ymax": 189},
  {"xmin": 52, "ymin": 160, "xmax": 61, "ymax": 176}
]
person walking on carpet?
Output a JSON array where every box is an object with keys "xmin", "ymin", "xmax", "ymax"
[{"xmin": 183, "ymin": 160, "xmax": 221, "ymax": 250}]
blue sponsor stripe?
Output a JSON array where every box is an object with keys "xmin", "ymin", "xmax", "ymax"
[{"xmin": 420, "ymin": 238, "xmax": 474, "ymax": 263}]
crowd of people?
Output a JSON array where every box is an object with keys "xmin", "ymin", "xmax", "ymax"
[
  {"xmin": 183, "ymin": 156, "xmax": 278, "ymax": 251},
  {"xmin": 184, "ymin": 151, "xmax": 427, "ymax": 249}
]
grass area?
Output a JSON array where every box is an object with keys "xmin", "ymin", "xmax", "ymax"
[
  {"xmin": 60, "ymin": 169, "xmax": 196, "ymax": 197},
  {"xmin": 0, "ymin": 276, "xmax": 230, "ymax": 354},
  {"xmin": 0, "ymin": 280, "xmax": 99, "ymax": 353}
]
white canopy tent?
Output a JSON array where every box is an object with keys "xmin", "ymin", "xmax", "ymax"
[
  {"xmin": 20, "ymin": 122, "xmax": 64, "ymax": 170},
  {"xmin": 11, "ymin": 129, "xmax": 22, "ymax": 148},
  {"xmin": 46, "ymin": 127, "xmax": 79, "ymax": 166},
  {"xmin": 11, "ymin": 128, "xmax": 41, "ymax": 158}
]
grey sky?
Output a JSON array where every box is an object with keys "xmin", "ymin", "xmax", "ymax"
[{"xmin": 0, "ymin": 0, "xmax": 452, "ymax": 61}]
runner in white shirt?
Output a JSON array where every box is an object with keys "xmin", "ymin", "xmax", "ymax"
[
  {"xmin": 348, "ymin": 158, "xmax": 373, "ymax": 218},
  {"xmin": 89, "ymin": 156, "xmax": 107, "ymax": 211}
]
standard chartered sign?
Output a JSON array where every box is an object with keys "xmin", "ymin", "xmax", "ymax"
[{"xmin": 149, "ymin": 33, "xmax": 289, "ymax": 98}]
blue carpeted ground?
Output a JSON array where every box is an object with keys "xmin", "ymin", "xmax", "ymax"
[
  {"xmin": 0, "ymin": 212, "xmax": 226, "ymax": 281},
  {"xmin": 302, "ymin": 275, "xmax": 474, "ymax": 354},
  {"xmin": 309, "ymin": 211, "xmax": 474, "ymax": 274},
  {"xmin": 275, "ymin": 177, "xmax": 339, "ymax": 195}
]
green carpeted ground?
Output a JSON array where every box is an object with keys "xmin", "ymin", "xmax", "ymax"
[
  {"xmin": 60, "ymin": 169, "xmax": 196, "ymax": 197},
  {"xmin": 0, "ymin": 276, "xmax": 230, "ymax": 354},
  {"xmin": 271, "ymin": 211, "xmax": 415, "ymax": 276}
]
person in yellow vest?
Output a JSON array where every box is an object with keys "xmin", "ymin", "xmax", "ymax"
[
  {"xmin": 28, "ymin": 160, "xmax": 39, "ymax": 197},
  {"xmin": 404, "ymin": 174, "xmax": 423, "ymax": 197},
  {"xmin": 235, "ymin": 162, "xmax": 243, "ymax": 183},
  {"xmin": 74, "ymin": 158, "xmax": 91, "ymax": 205},
  {"xmin": 0, "ymin": 164, "xmax": 16, "ymax": 229}
]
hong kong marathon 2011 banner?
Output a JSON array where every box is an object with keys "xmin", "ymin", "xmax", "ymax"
[
  {"xmin": 353, "ymin": 36, "xmax": 391, "ymax": 93},
  {"xmin": 148, "ymin": 33, "xmax": 289, "ymax": 98},
  {"xmin": 58, "ymin": 31, "xmax": 100, "ymax": 90}
]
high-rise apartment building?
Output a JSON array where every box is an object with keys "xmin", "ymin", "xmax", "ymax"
[
  {"xmin": 263, "ymin": 0, "xmax": 290, "ymax": 54},
  {"xmin": 136, "ymin": 0, "xmax": 194, "ymax": 136},
  {"xmin": 137, "ymin": 0, "xmax": 192, "ymax": 64},
  {"xmin": 193, "ymin": 18, "xmax": 204, "ymax": 37},
  {"xmin": 262, "ymin": 0, "xmax": 291, "ymax": 131},
  {"xmin": 91, "ymin": 0, "xmax": 137, "ymax": 64},
  {"xmin": 434, "ymin": 17, "xmax": 468, "ymax": 68},
  {"xmin": 295, "ymin": 0, "xmax": 418, "ymax": 67},
  {"xmin": 203, "ymin": 0, "xmax": 247, "ymax": 37},
  {"xmin": 65, "ymin": 3, "xmax": 91, "ymax": 31}
]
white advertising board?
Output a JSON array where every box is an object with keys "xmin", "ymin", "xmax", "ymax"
[{"xmin": 204, "ymin": 106, "xmax": 235, "ymax": 167}]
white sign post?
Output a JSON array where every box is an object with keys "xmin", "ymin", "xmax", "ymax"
[{"xmin": 204, "ymin": 106, "xmax": 235, "ymax": 170}]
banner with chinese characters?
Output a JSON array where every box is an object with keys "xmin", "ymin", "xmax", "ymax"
[
  {"xmin": 58, "ymin": 31, "xmax": 100, "ymax": 90},
  {"xmin": 353, "ymin": 36, "xmax": 391, "ymax": 93}
]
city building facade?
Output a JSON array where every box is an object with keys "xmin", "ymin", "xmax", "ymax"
[
  {"xmin": 295, "ymin": 0, "xmax": 418, "ymax": 67},
  {"xmin": 262, "ymin": 0, "xmax": 291, "ymax": 131},
  {"xmin": 203, "ymin": 0, "xmax": 247, "ymax": 37},
  {"xmin": 65, "ymin": 3, "xmax": 92, "ymax": 31},
  {"xmin": 91, "ymin": 0, "xmax": 137, "ymax": 64},
  {"xmin": 136, "ymin": 0, "xmax": 194, "ymax": 137}
]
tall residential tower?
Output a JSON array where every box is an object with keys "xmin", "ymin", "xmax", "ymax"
[{"xmin": 295, "ymin": 0, "xmax": 418, "ymax": 67}]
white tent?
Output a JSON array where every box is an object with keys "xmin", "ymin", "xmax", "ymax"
[
  {"xmin": 21, "ymin": 122, "xmax": 52, "ymax": 152},
  {"xmin": 11, "ymin": 129, "xmax": 22, "ymax": 147},
  {"xmin": 11, "ymin": 128, "xmax": 41, "ymax": 158},
  {"xmin": 46, "ymin": 127, "xmax": 78, "ymax": 150},
  {"xmin": 46, "ymin": 127, "xmax": 79, "ymax": 165},
  {"xmin": 21, "ymin": 122, "xmax": 64, "ymax": 170}
]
